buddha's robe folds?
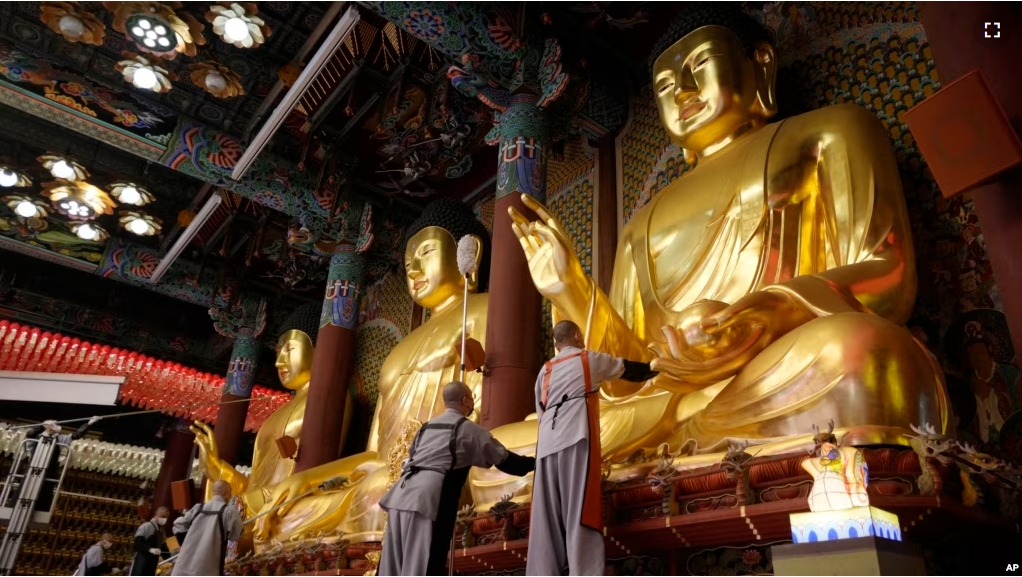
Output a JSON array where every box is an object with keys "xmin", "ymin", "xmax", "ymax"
[{"xmin": 568, "ymin": 104, "xmax": 948, "ymax": 460}]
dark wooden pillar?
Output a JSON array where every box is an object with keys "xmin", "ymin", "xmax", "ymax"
[
  {"xmin": 481, "ymin": 94, "xmax": 548, "ymax": 430},
  {"xmin": 919, "ymin": 3, "xmax": 1022, "ymax": 348},
  {"xmin": 595, "ymin": 136, "xmax": 618, "ymax": 295},
  {"xmin": 296, "ymin": 244, "xmax": 364, "ymax": 471},
  {"xmin": 153, "ymin": 420, "xmax": 194, "ymax": 517}
]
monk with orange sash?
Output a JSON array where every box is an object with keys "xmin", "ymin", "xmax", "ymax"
[{"xmin": 526, "ymin": 321, "xmax": 657, "ymax": 576}]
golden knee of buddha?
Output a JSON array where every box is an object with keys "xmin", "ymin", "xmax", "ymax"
[
  {"xmin": 482, "ymin": 4, "xmax": 950, "ymax": 499},
  {"xmin": 193, "ymin": 199, "xmax": 494, "ymax": 549}
]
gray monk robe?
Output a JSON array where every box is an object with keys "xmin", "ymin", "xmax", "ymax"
[
  {"xmin": 129, "ymin": 519, "xmax": 167, "ymax": 575},
  {"xmin": 170, "ymin": 496, "xmax": 243, "ymax": 576},
  {"xmin": 525, "ymin": 347, "xmax": 656, "ymax": 576},
  {"xmin": 379, "ymin": 408, "xmax": 535, "ymax": 576}
]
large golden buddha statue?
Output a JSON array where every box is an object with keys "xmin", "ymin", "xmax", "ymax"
[
  {"xmin": 492, "ymin": 5, "xmax": 950, "ymax": 483},
  {"xmin": 192, "ymin": 199, "xmax": 494, "ymax": 549}
]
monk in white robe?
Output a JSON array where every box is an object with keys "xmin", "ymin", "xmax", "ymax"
[
  {"xmin": 171, "ymin": 480, "xmax": 243, "ymax": 576},
  {"xmin": 379, "ymin": 382, "xmax": 535, "ymax": 576},
  {"xmin": 526, "ymin": 321, "xmax": 656, "ymax": 576}
]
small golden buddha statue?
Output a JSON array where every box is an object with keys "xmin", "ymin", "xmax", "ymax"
[
  {"xmin": 494, "ymin": 4, "xmax": 949, "ymax": 484},
  {"xmin": 195, "ymin": 199, "xmax": 496, "ymax": 547}
]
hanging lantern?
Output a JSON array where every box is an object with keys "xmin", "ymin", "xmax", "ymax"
[
  {"xmin": 70, "ymin": 222, "xmax": 110, "ymax": 242},
  {"xmin": 41, "ymin": 181, "xmax": 117, "ymax": 220},
  {"xmin": 188, "ymin": 61, "xmax": 245, "ymax": 98},
  {"xmin": 39, "ymin": 1, "xmax": 107, "ymax": 46},
  {"xmin": 205, "ymin": 2, "xmax": 271, "ymax": 49},
  {"xmin": 104, "ymin": 1, "xmax": 207, "ymax": 59},
  {"xmin": 119, "ymin": 210, "xmax": 163, "ymax": 236},
  {"xmin": 108, "ymin": 182, "xmax": 156, "ymax": 206},
  {"xmin": 37, "ymin": 153, "xmax": 89, "ymax": 181},
  {"xmin": 116, "ymin": 53, "xmax": 175, "ymax": 93},
  {"xmin": 0, "ymin": 166, "xmax": 32, "ymax": 188},
  {"xmin": 3, "ymin": 195, "xmax": 50, "ymax": 220}
]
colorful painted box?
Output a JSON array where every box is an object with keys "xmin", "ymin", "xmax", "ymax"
[{"xmin": 789, "ymin": 506, "xmax": 901, "ymax": 543}]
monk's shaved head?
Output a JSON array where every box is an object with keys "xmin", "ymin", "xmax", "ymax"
[
  {"xmin": 212, "ymin": 479, "xmax": 231, "ymax": 497},
  {"xmin": 155, "ymin": 506, "xmax": 170, "ymax": 517},
  {"xmin": 443, "ymin": 381, "xmax": 472, "ymax": 404},
  {"xmin": 553, "ymin": 320, "xmax": 583, "ymax": 349}
]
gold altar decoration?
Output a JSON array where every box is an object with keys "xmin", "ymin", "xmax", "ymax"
[
  {"xmin": 488, "ymin": 17, "xmax": 949, "ymax": 501},
  {"xmin": 39, "ymin": 2, "xmax": 106, "ymax": 46},
  {"xmin": 188, "ymin": 61, "xmax": 246, "ymax": 98},
  {"xmin": 41, "ymin": 180, "xmax": 116, "ymax": 220}
]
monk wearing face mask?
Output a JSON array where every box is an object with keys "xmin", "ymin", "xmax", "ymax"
[
  {"xmin": 130, "ymin": 506, "xmax": 170, "ymax": 575},
  {"xmin": 74, "ymin": 533, "xmax": 114, "ymax": 576}
]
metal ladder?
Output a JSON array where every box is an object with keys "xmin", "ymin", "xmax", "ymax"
[{"xmin": 0, "ymin": 435, "xmax": 71, "ymax": 576}]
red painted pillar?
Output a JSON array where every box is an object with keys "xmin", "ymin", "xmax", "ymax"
[
  {"xmin": 919, "ymin": 3, "xmax": 1022, "ymax": 348},
  {"xmin": 480, "ymin": 94, "xmax": 548, "ymax": 430},
  {"xmin": 212, "ymin": 333, "xmax": 259, "ymax": 466},
  {"xmin": 153, "ymin": 420, "xmax": 195, "ymax": 517},
  {"xmin": 295, "ymin": 243, "xmax": 364, "ymax": 471}
]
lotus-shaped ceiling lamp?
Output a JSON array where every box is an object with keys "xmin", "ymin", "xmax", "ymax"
[
  {"xmin": 0, "ymin": 166, "xmax": 32, "ymax": 188},
  {"xmin": 188, "ymin": 61, "xmax": 245, "ymax": 98},
  {"xmin": 206, "ymin": 3, "xmax": 271, "ymax": 49},
  {"xmin": 104, "ymin": 1, "xmax": 206, "ymax": 59},
  {"xmin": 108, "ymin": 182, "xmax": 156, "ymax": 206},
  {"xmin": 116, "ymin": 53, "xmax": 174, "ymax": 93},
  {"xmin": 119, "ymin": 210, "xmax": 163, "ymax": 236},
  {"xmin": 41, "ymin": 181, "xmax": 117, "ymax": 221},
  {"xmin": 39, "ymin": 2, "xmax": 107, "ymax": 46},
  {"xmin": 3, "ymin": 195, "xmax": 50, "ymax": 219},
  {"xmin": 70, "ymin": 222, "xmax": 110, "ymax": 242},
  {"xmin": 37, "ymin": 153, "xmax": 89, "ymax": 181}
]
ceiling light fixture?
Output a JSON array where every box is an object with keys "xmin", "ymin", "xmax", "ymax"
[
  {"xmin": 41, "ymin": 181, "xmax": 116, "ymax": 221},
  {"xmin": 40, "ymin": 2, "xmax": 106, "ymax": 46},
  {"xmin": 3, "ymin": 195, "xmax": 51, "ymax": 220},
  {"xmin": 109, "ymin": 182, "xmax": 155, "ymax": 206},
  {"xmin": 116, "ymin": 54, "xmax": 174, "ymax": 93},
  {"xmin": 37, "ymin": 153, "xmax": 89, "ymax": 182},
  {"xmin": 119, "ymin": 211, "xmax": 163, "ymax": 236},
  {"xmin": 105, "ymin": 2, "xmax": 206, "ymax": 59},
  {"xmin": 206, "ymin": 3, "xmax": 271, "ymax": 49},
  {"xmin": 188, "ymin": 61, "xmax": 245, "ymax": 98},
  {"xmin": 0, "ymin": 167, "xmax": 31, "ymax": 188},
  {"xmin": 71, "ymin": 222, "xmax": 110, "ymax": 242}
]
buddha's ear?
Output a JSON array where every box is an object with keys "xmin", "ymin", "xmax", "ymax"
[
  {"xmin": 461, "ymin": 234, "xmax": 484, "ymax": 291},
  {"xmin": 751, "ymin": 41, "xmax": 778, "ymax": 119}
]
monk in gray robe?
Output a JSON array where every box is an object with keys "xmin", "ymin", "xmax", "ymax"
[
  {"xmin": 74, "ymin": 533, "xmax": 113, "ymax": 576},
  {"xmin": 129, "ymin": 506, "xmax": 169, "ymax": 575},
  {"xmin": 526, "ymin": 321, "xmax": 656, "ymax": 576},
  {"xmin": 379, "ymin": 381, "xmax": 535, "ymax": 576},
  {"xmin": 171, "ymin": 480, "xmax": 243, "ymax": 576}
]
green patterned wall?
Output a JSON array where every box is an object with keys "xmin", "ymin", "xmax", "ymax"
[{"xmin": 614, "ymin": 1, "xmax": 1022, "ymax": 460}]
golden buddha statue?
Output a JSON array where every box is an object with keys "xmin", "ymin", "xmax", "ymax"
[
  {"xmin": 487, "ymin": 4, "xmax": 950, "ymax": 492},
  {"xmin": 193, "ymin": 198, "xmax": 495, "ymax": 548}
]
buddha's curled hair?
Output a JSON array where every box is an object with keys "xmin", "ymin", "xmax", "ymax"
[
  {"xmin": 649, "ymin": 3, "xmax": 773, "ymax": 74},
  {"xmin": 280, "ymin": 303, "xmax": 322, "ymax": 346},
  {"xmin": 404, "ymin": 197, "xmax": 491, "ymax": 292}
]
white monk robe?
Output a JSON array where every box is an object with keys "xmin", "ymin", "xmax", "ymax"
[
  {"xmin": 170, "ymin": 495, "xmax": 243, "ymax": 576},
  {"xmin": 379, "ymin": 408, "xmax": 534, "ymax": 576},
  {"xmin": 526, "ymin": 346, "xmax": 653, "ymax": 576}
]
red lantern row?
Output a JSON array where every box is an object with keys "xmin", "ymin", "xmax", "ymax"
[{"xmin": 0, "ymin": 320, "xmax": 289, "ymax": 432}]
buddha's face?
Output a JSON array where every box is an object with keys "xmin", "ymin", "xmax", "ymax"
[
  {"xmin": 653, "ymin": 25, "xmax": 777, "ymax": 153},
  {"xmin": 275, "ymin": 330, "xmax": 314, "ymax": 390},
  {"xmin": 405, "ymin": 226, "xmax": 480, "ymax": 309}
]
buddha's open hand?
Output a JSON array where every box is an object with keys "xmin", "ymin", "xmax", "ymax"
[
  {"xmin": 509, "ymin": 194, "xmax": 589, "ymax": 311},
  {"xmin": 190, "ymin": 422, "xmax": 224, "ymax": 480}
]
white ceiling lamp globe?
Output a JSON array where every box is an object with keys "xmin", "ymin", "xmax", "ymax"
[
  {"xmin": 128, "ymin": 218, "xmax": 149, "ymax": 235},
  {"xmin": 51, "ymin": 159, "xmax": 75, "ymax": 179},
  {"xmin": 223, "ymin": 17, "xmax": 249, "ymax": 43},
  {"xmin": 59, "ymin": 15, "xmax": 85, "ymax": 39},
  {"xmin": 139, "ymin": 19, "xmax": 151, "ymax": 29},
  {"xmin": 205, "ymin": 71, "xmax": 227, "ymax": 93},
  {"xmin": 15, "ymin": 200, "xmax": 36, "ymax": 218},
  {"xmin": 119, "ymin": 186, "xmax": 142, "ymax": 205},
  {"xmin": 132, "ymin": 26, "xmax": 145, "ymax": 37},
  {"xmin": 157, "ymin": 36, "xmax": 170, "ymax": 47},
  {"xmin": 77, "ymin": 223, "xmax": 97, "ymax": 240},
  {"xmin": 0, "ymin": 169, "xmax": 18, "ymax": 187},
  {"xmin": 132, "ymin": 67, "xmax": 158, "ymax": 90}
]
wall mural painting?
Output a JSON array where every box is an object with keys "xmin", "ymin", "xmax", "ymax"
[
  {"xmin": 615, "ymin": 1, "xmax": 1020, "ymax": 459},
  {"xmin": 0, "ymin": 41, "xmax": 173, "ymax": 148}
]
